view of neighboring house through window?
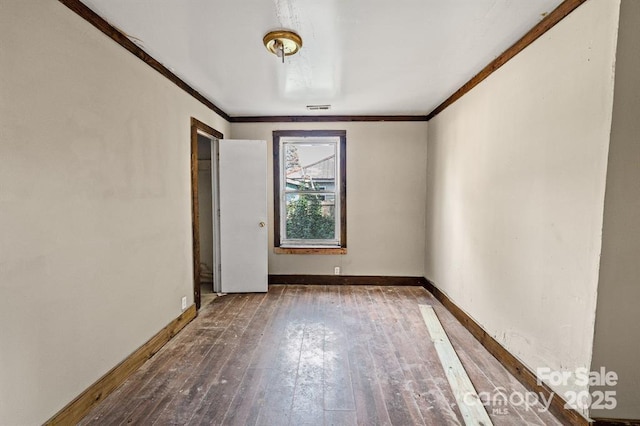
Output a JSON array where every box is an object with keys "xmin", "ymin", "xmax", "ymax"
[{"xmin": 273, "ymin": 130, "xmax": 346, "ymax": 248}]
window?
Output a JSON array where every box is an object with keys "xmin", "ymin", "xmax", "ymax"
[{"xmin": 273, "ymin": 130, "xmax": 346, "ymax": 252}]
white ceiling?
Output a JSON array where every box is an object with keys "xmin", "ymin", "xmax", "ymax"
[{"xmin": 80, "ymin": 0, "xmax": 564, "ymax": 117}]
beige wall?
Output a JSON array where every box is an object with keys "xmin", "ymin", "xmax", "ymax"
[
  {"xmin": 424, "ymin": 0, "xmax": 619, "ymax": 414},
  {"xmin": 590, "ymin": 0, "xmax": 640, "ymax": 419},
  {"xmin": 3, "ymin": 0, "xmax": 635, "ymax": 423},
  {"xmin": 231, "ymin": 121, "xmax": 428, "ymax": 276},
  {"xmin": 0, "ymin": 1, "xmax": 229, "ymax": 424}
]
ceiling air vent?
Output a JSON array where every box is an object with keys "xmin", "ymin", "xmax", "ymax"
[{"xmin": 306, "ymin": 104, "xmax": 331, "ymax": 111}]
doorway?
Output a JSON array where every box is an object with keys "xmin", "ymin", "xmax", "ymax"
[
  {"xmin": 191, "ymin": 119, "xmax": 269, "ymax": 300},
  {"xmin": 190, "ymin": 118, "xmax": 223, "ymax": 309}
]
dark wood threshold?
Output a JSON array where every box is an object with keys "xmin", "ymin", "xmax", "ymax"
[
  {"xmin": 423, "ymin": 278, "xmax": 590, "ymax": 425},
  {"xmin": 426, "ymin": 0, "xmax": 587, "ymax": 121},
  {"xmin": 230, "ymin": 115, "xmax": 428, "ymax": 123},
  {"xmin": 57, "ymin": 0, "xmax": 230, "ymax": 121},
  {"xmin": 44, "ymin": 304, "xmax": 197, "ymax": 425},
  {"xmin": 269, "ymin": 274, "xmax": 427, "ymax": 286}
]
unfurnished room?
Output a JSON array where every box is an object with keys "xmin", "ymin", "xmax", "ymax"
[{"xmin": 1, "ymin": 0, "xmax": 639, "ymax": 425}]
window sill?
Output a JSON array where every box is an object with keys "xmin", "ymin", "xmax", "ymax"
[{"xmin": 274, "ymin": 247, "xmax": 347, "ymax": 255}]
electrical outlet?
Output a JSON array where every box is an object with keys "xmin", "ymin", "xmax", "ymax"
[
  {"xmin": 181, "ymin": 296, "xmax": 187, "ymax": 310},
  {"xmin": 334, "ymin": 266, "xmax": 340, "ymax": 275}
]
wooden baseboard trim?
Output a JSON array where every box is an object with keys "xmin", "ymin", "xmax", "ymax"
[
  {"xmin": 591, "ymin": 419, "xmax": 640, "ymax": 426},
  {"xmin": 269, "ymin": 274, "xmax": 427, "ymax": 286},
  {"xmin": 45, "ymin": 304, "xmax": 197, "ymax": 425},
  {"xmin": 423, "ymin": 278, "xmax": 589, "ymax": 426}
]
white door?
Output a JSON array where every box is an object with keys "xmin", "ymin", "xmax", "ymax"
[{"xmin": 218, "ymin": 139, "xmax": 268, "ymax": 293}]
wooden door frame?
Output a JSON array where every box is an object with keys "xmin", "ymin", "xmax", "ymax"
[{"xmin": 190, "ymin": 117, "xmax": 223, "ymax": 309}]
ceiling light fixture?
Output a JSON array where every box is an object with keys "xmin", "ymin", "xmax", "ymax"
[{"xmin": 263, "ymin": 30, "xmax": 302, "ymax": 64}]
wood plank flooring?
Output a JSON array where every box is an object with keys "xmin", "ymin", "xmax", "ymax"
[{"xmin": 79, "ymin": 285, "xmax": 564, "ymax": 425}]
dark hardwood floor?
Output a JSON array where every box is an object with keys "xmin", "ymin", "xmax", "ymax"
[{"xmin": 79, "ymin": 285, "xmax": 564, "ymax": 425}]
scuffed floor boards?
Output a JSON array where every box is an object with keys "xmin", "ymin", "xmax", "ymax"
[{"xmin": 420, "ymin": 304, "xmax": 494, "ymax": 426}]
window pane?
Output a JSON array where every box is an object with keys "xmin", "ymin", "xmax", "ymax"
[
  {"xmin": 285, "ymin": 193, "xmax": 336, "ymax": 240},
  {"xmin": 274, "ymin": 130, "xmax": 345, "ymax": 248},
  {"xmin": 284, "ymin": 143, "xmax": 336, "ymax": 192}
]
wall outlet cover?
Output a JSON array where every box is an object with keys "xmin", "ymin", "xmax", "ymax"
[{"xmin": 181, "ymin": 296, "xmax": 187, "ymax": 310}]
